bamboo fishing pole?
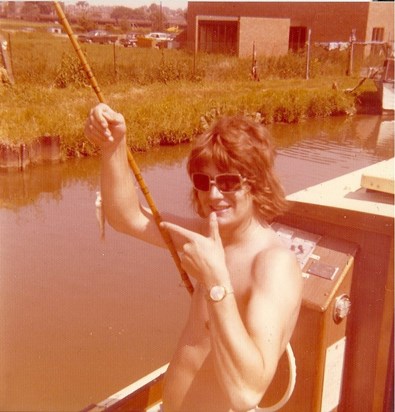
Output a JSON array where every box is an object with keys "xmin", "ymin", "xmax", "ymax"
[{"xmin": 53, "ymin": 0, "xmax": 194, "ymax": 295}]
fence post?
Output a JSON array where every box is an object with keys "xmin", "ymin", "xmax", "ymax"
[
  {"xmin": 347, "ymin": 29, "xmax": 357, "ymax": 76},
  {"xmin": 194, "ymin": 15, "xmax": 198, "ymax": 76},
  {"xmin": 113, "ymin": 42, "xmax": 118, "ymax": 80},
  {"xmin": 306, "ymin": 29, "xmax": 311, "ymax": 80}
]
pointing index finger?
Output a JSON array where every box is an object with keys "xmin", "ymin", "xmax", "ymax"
[
  {"xmin": 209, "ymin": 212, "xmax": 220, "ymax": 241},
  {"xmin": 160, "ymin": 221, "xmax": 198, "ymax": 242}
]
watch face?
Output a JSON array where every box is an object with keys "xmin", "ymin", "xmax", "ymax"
[{"xmin": 210, "ymin": 285, "xmax": 226, "ymax": 301}]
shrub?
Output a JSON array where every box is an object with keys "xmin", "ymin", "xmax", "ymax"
[{"xmin": 54, "ymin": 53, "xmax": 90, "ymax": 88}]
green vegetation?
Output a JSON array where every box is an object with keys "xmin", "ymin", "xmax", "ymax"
[{"xmin": 0, "ymin": 27, "xmax": 379, "ymax": 157}]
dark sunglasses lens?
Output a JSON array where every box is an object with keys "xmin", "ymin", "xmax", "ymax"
[
  {"xmin": 216, "ymin": 175, "xmax": 242, "ymax": 192},
  {"xmin": 193, "ymin": 173, "xmax": 210, "ymax": 191}
]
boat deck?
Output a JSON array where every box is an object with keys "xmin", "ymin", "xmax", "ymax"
[
  {"xmin": 279, "ymin": 157, "xmax": 394, "ymax": 411},
  {"xmin": 287, "ymin": 157, "xmax": 394, "ymax": 219}
]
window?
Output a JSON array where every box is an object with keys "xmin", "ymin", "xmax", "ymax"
[
  {"xmin": 198, "ymin": 21, "xmax": 238, "ymax": 55},
  {"xmin": 371, "ymin": 27, "xmax": 384, "ymax": 55},
  {"xmin": 383, "ymin": 58, "xmax": 394, "ymax": 82},
  {"xmin": 372, "ymin": 27, "xmax": 384, "ymax": 42},
  {"xmin": 289, "ymin": 26, "xmax": 307, "ymax": 52}
]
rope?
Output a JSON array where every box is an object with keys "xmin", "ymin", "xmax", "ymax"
[{"xmin": 255, "ymin": 343, "xmax": 297, "ymax": 411}]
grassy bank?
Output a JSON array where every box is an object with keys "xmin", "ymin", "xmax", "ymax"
[
  {"xmin": 0, "ymin": 29, "xmax": 380, "ymax": 157},
  {"xmin": 1, "ymin": 79, "xmax": 363, "ymax": 155}
]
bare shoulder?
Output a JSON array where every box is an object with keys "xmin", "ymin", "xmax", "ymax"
[
  {"xmin": 258, "ymin": 243, "xmax": 299, "ymax": 270},
  {"xmin": 246, "ymin": 236, "xmax": 303, "ymax": 356},
  {"xmin": 252, "ymin": 241, "xmax": 303, "ymax": 296}
]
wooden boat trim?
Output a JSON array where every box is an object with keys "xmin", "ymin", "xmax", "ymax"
[{"xmin": 82, "ymin": 364, "xmax": 168, "ymax": 412}]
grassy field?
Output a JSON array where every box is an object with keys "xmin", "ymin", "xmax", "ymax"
[{"xmin": 0, "ymin": 25, "xmax": 380, "ymax": 156}]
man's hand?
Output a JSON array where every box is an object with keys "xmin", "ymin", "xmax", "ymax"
[
  {"xmin": 84, "ymin": 103, "xmax": 126, "ymax": 150},
  {"xmin": 161, "ymin": 212, "xmax": 229, "ymax": 286}
]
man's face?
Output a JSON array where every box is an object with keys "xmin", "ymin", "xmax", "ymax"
[{"xmin": 195, "ymin": 164, "xmax": 254, "ymax": 230}]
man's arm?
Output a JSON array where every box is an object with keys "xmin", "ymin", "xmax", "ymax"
[
  {"xmin": 85, "ymin": 103, "xmax": 199, "ymax": 248},
  {"xmin": 207, "ymin": 247, "xmax": 302, "ymax": 410},
  {"xmin": 85, "ymin": 103, "xmax": 165, "ymax": 246},
  {"xmin": 162, "ymin": 215, "xmax": 303, "ymax": 411}
]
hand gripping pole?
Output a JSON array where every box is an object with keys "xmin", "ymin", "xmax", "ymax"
[{"xmin": 53, "ymin": 0, "xmax": 194, "ymax": 295}]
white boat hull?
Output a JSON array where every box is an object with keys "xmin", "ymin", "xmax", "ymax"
[{"xmin": 382, "ymin": 81, "xmax": 395, "ymax": 111}]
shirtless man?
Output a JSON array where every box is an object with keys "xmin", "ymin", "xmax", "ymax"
[{"xmin": 85, "ymin": 104, "xmax": 303, "ymax": 412}]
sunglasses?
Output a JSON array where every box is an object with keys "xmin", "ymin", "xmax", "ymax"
[{"xmin": 191, "ymin": 172, "xmax": 246, "ymax": 193}]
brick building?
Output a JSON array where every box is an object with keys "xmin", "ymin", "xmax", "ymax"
[{"xmin": 186, "ymin": 2, "xmax": 394, "ymax": 58}]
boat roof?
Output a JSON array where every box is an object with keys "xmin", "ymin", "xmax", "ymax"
[{"xmin": 287, "ymin": 158, "xmax": 394, "ymax": 220}]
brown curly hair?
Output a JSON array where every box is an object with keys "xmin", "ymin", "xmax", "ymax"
[{"xmin": 187, "ymin": 115, "xmax": 288, "ymax": 221}]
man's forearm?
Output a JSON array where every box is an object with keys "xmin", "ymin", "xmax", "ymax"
[
  {"xmin": 100, "ymin": 140, "xmax": 140, "ymax": 233},
  {"xmin": 207, "ymin": 297, "xmax": 268, "ymax": 411}
]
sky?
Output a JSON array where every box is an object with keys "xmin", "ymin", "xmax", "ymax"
[
  {"xmin": 66, "ymin": 0, "xmax": 371, "ymax": 11},
  {"xmin": 71, "ymin": 0, "xmax": 188, "ymax": 9}
]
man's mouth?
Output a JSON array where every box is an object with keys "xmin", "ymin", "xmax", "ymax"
[{"xmin": 211, "ymin": 205, "xmax": 231, "ymax": 213}]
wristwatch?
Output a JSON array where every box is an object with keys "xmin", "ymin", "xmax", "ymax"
[{"xmin": 208, "ymin": 285, "xmax": 234, "ymax": 302}]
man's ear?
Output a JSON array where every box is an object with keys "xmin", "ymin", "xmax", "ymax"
[{"xmin": 243, "ymin": 182, "xmax": 252, "ymax": 193}]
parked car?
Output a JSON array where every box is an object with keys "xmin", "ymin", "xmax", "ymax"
[
  {"xmin": 78, "ymin": 30, "xmax": 118, "ymax": 44},
  {"xmin": 119, "ymin": 33, "xmax": 137, "ymax": 48},
  {"xmin": 145, "ymin": 32, "xmax": 172, "ymax": 41}
]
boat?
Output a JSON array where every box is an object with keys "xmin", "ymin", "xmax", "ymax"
[
  {"xmin": 83, "ymin": 158, "xmax": 394, "ymax": 412},
  {"xmin": 83, "ymin": 343, "xmax": 298, "ymax": 412},
  {"xmin": 374, "ymin": 57, "xmax": 395, "ymax": 112}
]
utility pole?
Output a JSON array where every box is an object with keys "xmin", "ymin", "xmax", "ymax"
[{"xmin": 160, "ymin": 1, "xmax": 163, "ymax": 32}]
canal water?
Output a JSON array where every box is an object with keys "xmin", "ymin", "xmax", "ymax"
[{"xmin": 0, "ymin": 115, "xmax": 393, "ymax": 412}]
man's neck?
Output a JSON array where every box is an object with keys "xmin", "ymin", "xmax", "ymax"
[{"xmin": 220, "ymin": 215, "xmax": 265, "ymax": 248}]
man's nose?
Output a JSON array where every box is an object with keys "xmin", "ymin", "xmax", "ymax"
[{"xmin": 209, "ymin": 183, "xmax": 224, "ymax": 198}]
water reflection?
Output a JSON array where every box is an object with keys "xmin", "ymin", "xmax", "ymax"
[
  {"xmin": 0, "ymin": 115, "xmax": 393, "ymax": 412},
  {"xmin": 1, "ymin": 115, "xmax": 392, "ymax": 211},
  {"xmin": 270, "ymin": 115, "xmax": 394, "ymax": 193}
]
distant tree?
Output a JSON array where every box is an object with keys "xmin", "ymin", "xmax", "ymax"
[
  {"xmin": 76, "ymin": 1, "xmax": 89, "ymax": 19},
  {"xmin": 76, "ymin": 1, "xmax": 88, "ymax": 10},
  {"xmin": 36, "ymin": 2, "xmax": 53, "ymax": 15},
  {"xmin": 5, "ymin": 2, "xmax": 16, "ymax": 16},
  {"xmin": 111, "ymin": 6, "xmax": 133, "ymax": 22},
  {"xmin": 148, "ymin": 3, "xmax": 166, "ymax": 31},
  {"xmin": 75, "ymin": 0, "xmax": 92, "ymax": 31},
  {"xmin": 179, "ymin": 9, "xmax": 187, "ymax": 20},
  {"xmin": 130, "ymin": 6, "xmax": 149, "ymax": 20},
  {"xmin": 21, "ymin": 2, "xmax": 40, "ymax": 21},
  {"xmin": 77, "ymin": 16, "xmax": 96, "ymax": 32},
  {"xmin": 119, "ymin": 20, "xmax": 130, "ymax": 33}
]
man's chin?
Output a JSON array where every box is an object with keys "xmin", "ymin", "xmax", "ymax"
[
  {"xmin": 208, "ymin": 208, "xmax": 232, "ymax": 221},
  {"xmin": 214, "ymin": 213, "xmax": 236, "ymax": 230}
]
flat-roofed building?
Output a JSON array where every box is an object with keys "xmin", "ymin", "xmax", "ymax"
[{"xmin": 186, "ymin": 2, "xmax": 394, "ymax": 58}]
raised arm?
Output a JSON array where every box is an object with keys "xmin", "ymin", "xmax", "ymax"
[
  {"xmin": 207, "ymin": 246, "xmax": 302, "ymax": 410},
  {"xmin": 85, "ymin": 103, "xmax": 166, "ymax": 247}
]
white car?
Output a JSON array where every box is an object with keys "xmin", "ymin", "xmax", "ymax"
[{"xmin": 145, "ymin": 32, "xmax": 172, "ymax": 41}]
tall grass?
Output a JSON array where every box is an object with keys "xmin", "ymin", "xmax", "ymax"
[
  {"xmin": 6, "ymin": 30, "xmax": 357, "ymax": 86},
  {"xmin": 0, "ymin": 29, "xmax": 376, "ymax": 155}
]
